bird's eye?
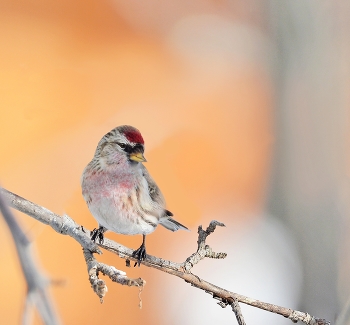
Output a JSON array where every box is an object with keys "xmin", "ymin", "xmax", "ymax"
[{"xmin": 118, "ymin": 143, "xmax": 126, "ymax": 149}]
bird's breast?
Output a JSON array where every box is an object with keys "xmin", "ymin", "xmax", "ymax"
[{"xmin": 82, "ymin": 169, "xmax": 158, "ymax": 235}]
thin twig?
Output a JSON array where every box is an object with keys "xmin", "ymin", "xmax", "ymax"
[
  {"xmin": 0, "ymin": 187, "xmax": 330, "ymax": 325},
  {"xmin": 184, "ymin": 220, "xmax": 227, "ymax": 272},
  {"xmin": 232, "ymin": 297, "xmax": 246, "ymax": 325}
]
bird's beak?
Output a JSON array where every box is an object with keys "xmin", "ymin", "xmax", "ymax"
[{"xmin": 129, "ymin": 152, "xmax": 147, "ymax": 162}]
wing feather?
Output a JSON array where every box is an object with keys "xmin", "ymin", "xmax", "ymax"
[{"xmin": 140, "ymin": 165, "xmax": 165, "ymax": 207}]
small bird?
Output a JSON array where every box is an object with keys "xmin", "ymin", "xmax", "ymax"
[{"xmin": 81, "ymin": 125, "xmax": 189, "ymax": 266}]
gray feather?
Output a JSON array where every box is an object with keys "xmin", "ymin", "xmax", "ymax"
[
  {"xmin": 140, "ymin": 165, "xmax": 189, "ymax": 232},
  {"xmin": 159, "ymin": 217, "xmax": 190, "ymax": 232},
  {"xmin": 141, "ymin": 165, "xmax": 165, "ymax": 206}
]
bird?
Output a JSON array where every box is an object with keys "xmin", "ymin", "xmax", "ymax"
[{"xmin": 81, "ymin": 125, "xmax": 189, "ymax": 266}]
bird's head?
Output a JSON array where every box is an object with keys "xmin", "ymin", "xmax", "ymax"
[{"xmin": 94, "ymin": 125, "xmax": 146, "ymax": 166}]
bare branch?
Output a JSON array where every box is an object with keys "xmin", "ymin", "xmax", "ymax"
[
  {"xmin": 83, "ymin": 248, "xmax": 145, "ymax": 303},
  {"xmin": 0, "ymin": 190, "xmax": 59, "ymax": 325},
  {"xmin": 0, "ymin": 188, "xmax": 100, "ymax": 254},
  {"xmin": 0, "ymin": 187, "xmax": 330, "ymax": 325},
  {"xmin": 0, "ymin": 187, "xmax": 143, "ymax": 302}
]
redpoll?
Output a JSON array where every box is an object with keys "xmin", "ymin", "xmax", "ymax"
[{"xmin": 81, "ymin": 125, "xmax": 189, "ymax": 266}]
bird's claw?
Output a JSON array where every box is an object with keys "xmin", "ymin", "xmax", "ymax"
[
  {"xmin": 132, "ymin": 243, "xmax": 147, "ymax": 267},
  {"xmin": 90, "ymin": 227, "xmax": 105, "ymax": 244}
]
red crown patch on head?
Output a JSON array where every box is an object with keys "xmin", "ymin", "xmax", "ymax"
[{"xmin": 119, "ymin": 125, "xmax": 144, "ymax": 144}]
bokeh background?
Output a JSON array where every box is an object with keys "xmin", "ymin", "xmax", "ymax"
[{"xmin": 0, "ymin": 0, "xmax": 349, "ymax": 324}]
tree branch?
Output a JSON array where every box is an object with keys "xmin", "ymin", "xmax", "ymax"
[
  {"xmin": 0, "ymin": 190, "xmax": 59, "ymax": 325},
  {"xmin": 0, "ymin": 187, "xmax": 330, "ymax": 325}
]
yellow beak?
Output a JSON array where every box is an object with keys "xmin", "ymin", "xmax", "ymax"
[{"xmin": 129, "ymin": 152, "xmax": 147, "ymax": 162}]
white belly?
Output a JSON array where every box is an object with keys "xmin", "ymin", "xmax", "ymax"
[{"xmin": 89, "ymin": 195, "xmax": 158, "ymax": 235}]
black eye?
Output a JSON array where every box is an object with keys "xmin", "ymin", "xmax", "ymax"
[{"xmin": 118, "ymin": 143, "xmax": 126, "ymax": 149}]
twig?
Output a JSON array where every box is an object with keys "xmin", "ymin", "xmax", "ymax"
[
  {"xmin": 0, "ymin": 190, "xmax": 59, "ymax": 325},
  {"xmin": 82, "ymin": 248, "xmax": 145, "ymax": 303},
  {"xmin": 0, "ymin": 187, "xmax": 330, "ymax": 325},
  {"xmin": 184, "ymin": 220, "xmax": 227, "ymax": 272},
  {"xmin": 232, "ymin": 297, "xmax": 246, "ymax": 325}
]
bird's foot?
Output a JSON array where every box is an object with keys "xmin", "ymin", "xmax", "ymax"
[
  {"xmin": 132, "ymin": 243, "xmax": 147, "ymax": 267},
  {"xmin": 90, "ymin": 226, "xmax": 105, "ymax": 244}
]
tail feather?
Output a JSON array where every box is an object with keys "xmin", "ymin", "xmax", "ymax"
[{"xmin": 159, "ymin": 217, "xmax": 190, "ymax": 232}]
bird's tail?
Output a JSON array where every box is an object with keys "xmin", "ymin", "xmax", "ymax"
[{"xmin": 159, "ymin": 217, "xmax": 190, "ymax": 232}]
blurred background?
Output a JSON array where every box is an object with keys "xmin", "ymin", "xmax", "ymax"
[{"xmin": 0, "ymin": 0, "xmax": 349, "ymax": 324}]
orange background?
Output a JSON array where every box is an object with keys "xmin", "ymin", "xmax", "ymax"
[{"xmin": 0, "ymin": 1, "xmax": 273, "ymax": 324}]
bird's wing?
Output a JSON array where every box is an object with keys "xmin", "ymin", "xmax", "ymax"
[
  {"xmin": 140, "ymin": 164, "xmax": 166, "ymax": 207},
  {"xmin": 140, "ymin": 166, "xmax": 189, "ymax": 231}
]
